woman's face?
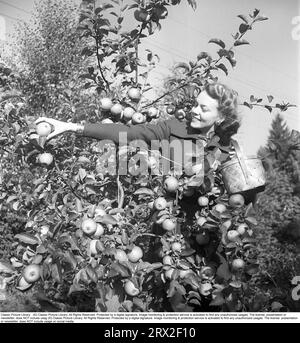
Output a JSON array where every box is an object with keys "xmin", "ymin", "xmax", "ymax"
[{"xmin": 189, "ymin": 91, "xmax": 222, "ymax": 131}]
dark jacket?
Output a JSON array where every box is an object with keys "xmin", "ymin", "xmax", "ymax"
[{"xmin": 83, "ymin": 118, "xmax": 230, "ymax": 174}]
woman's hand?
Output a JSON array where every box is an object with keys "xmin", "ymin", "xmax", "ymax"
[{"xmin": 34, "ymin": 117, "xmax": 77, "ymax": 141}]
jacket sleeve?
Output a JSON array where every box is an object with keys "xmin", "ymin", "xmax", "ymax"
[{"xmin": 83, "ymin": 120, "xmax": 172, "ymax": 145}]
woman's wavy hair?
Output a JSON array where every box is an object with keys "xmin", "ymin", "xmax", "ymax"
[{"xmin": 204, "ymin": 82, "xmax": 240, "ymax": 145}]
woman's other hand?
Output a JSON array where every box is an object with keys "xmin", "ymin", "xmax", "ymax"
[{"xmin": 34, "ymin": 117, "xmax": 77, "ymax": 141}]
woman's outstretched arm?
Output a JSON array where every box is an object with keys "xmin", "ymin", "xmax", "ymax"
[{"xmin": 35, "ymin": 117, "xmax": 173, "ymax": 145}]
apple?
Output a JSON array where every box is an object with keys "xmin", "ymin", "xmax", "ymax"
[
  {"xmin": 195, "ymin": 231, "xmax": 209, "ymax": 245},
  {"xmin": 110, "ymin": 103, "xmax": 123, "ymax": 116},
  {"xmin": 36, "ymin": 122, "xmax": 52, "ymax": 137},
  {"xmin": 200, "ymin": 266, "xmax": 215, "ymax": 280},
  {"xmin": 196, "ymin": 217, "xmax": 207, "ymax": 227},
  {"xmin": 229, "ymin": 194, "xmax": 245, "ymax": 208},
  {"xmin": 153, "ymin": 5, "xmax": 168, "ymax": 20},
  {"xmin": 231, "ymin": 258, "xmax": 245, "ymax": 270},
  {"xmin": 132, "ymin": 112, "xmax": 145, "ymax": 124},
  {"xmin": 147, "ymin": 107, "xmax": 159, "ymax": 118},
  {"xmin": 127, "ymin": 246, "xmax": 143, "ymax": 263},
  {"xmin": 237, "ymin": 223, "xmax": 248, "ymax": 235},
  {"xmin": 214, "ymin": 203, "xmax": 227, "ymax": 214},
  {"xmin": 198, "ymin": 196, "xmax": 209, "ymax": 207},
  {"xmin": 38, "ymin": 152, "xmax": 53, "ymax": 165},
  {"xmin": 115, "ymin": 249, "xmax": 128, "ymax": 262},
  {"xmin": 162, "ymin": 218, "xmax": 176, "ymax": 231},
  {"xmin": 123, "ymin": 107, "xmax": 135, "ymax": 120},
  {"xmin": 162, "ymin": 255, "xmax": 173, "ymax": 266},
  {"xmin": 227, "ymin": 230, "xmax": 240, "ymax": 242},
  {"xmin": 101, "ymin": 118, "xmax": 114, "ymax": 124},
  {"xmin": 166, "ymin": 104, "xmax": 176, "ymax": 114},
  {"xmin": 124, "ymin": 280, "xmax": 140, "ymax": 296},
  {"xmin": 164, "ymin": 176, "xmax": 179, "ymax": 193},
  {"xmin": 23, "ymin": 264, "xmax": 40, "ymax": 284},
  {"xmin": 128, "ymin": 87, "xmax": 141, "ymax": 101},
  {"xmin": 154, "ymin": 197, "xmax": 167, "ymax": 211},
  {"xmin": 100, "ymin": 97, "xmax": 113, "ymax": 111},
  {"xmin": 174, "ymin": 109, "xmax": 186, "ymax": 120},
  {"xmin": 133, "ymin": 9, "xmax": 150, "ymax": 22},
  {"xmin": 171, "ymin": 242, "xmax": 181, "ymax": 252},
  {"xmin": 81, "ymin": 218, "xmax": 97, "ymax": 236},
  {"xmin": 199, "ymin": 282, "xmax": 213, "ymax": 296},
  {"xmin": 94, "ymin": 223, "xmax": 105, "ymax": 238}
]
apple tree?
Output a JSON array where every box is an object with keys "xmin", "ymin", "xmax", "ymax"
[{"xmin": 0, "ymin": 0, "xmax": 296, "ymax": 312}]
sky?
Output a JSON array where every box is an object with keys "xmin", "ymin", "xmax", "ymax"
[{"xmin": 0, "ymin": 0, "xmax": 299, "ymax": 155}]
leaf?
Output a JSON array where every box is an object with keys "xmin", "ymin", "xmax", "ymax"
[
  {"xmin": 237, "ymin": 14, "xmax": 249, "ymax": 23},
  {"xmin": 58, "ymin": 233, "xmax": 80, "ymax": 251},
  {"xmin": 0, "ymin": 261, "xmax": 15, "ymax": 274},
  {"xmin": 264, "ymin": 105, "xmax": 273, "ymax": 113},
  {"xmin": 208, "ymin": 38, "xmax": 226, "ymax": 49},
  {"xmin": 253, "ymin": 8, "xmax": 260, "ymax": 17},
  {"xmin": 174, "ymin": 62, "xmax": 190, "ymax": 72},
  {"xmin": 6, "ymin": 195, "xmax": 18, "ymax": 203},
  {"xmin": 216, "ymin": 63, "xmax": 228, "ymax": 75},
  {"xmin": 210, "ymin": 293, "xmax": 225, "ymax": 306},
  {"xmin": 229, "ymin": 280, "xmax": 242, "ymax": 288},
  {"xmin": 234, "ymin": 39, "xmax": 250, "ymax": 46},
  {"xmin": 243, "ymin": 101, "xmax": 253, "ymax": 109},
  {"xmin": 267, "ymin": 95, "xmax": 274, "ymax": 103},
  {"xmin": 133, "ymin": 188, "xmax": 154, "ymax": 196},
  {"xmin": 254, "ymin": 15, "xmax": 268, "ymax": 22},
  {"xmin": 105, "ymin": 294, "xmax": 121, "ymax": 312},
  {"xmin": 109, "ymin": 262, "xmax": 130, "ymax": 278},
  {"xmin": 180, "ymin": 248, "xmax": 196, "ymax": 257},
  {"xmin": 14, "ymin": 233, "xmax": 39, "ymax": 245},
  {"xmin": 63, "ymin": 251, "xmax": 78, "ymax": 270},
  {"xmin": 245, "ymin": 263, "xmax": 259, "ymax": 275},
  {"xmin": 271, "ymin": 301, "xmax": 284, "ymax": 311},
  {"xmin": 78, "ymin": 168, "xmax": 87, "ymax": 181},
  {"xmin": 133, "ymin": 297, "xmax": 146, "ymax": 311},
  {"xmin": 68, "ymin": 282, "xmax": 85, "ymax": 296},
  {"xmin": 86, "ymin": 266, "xmax": 98, "ymax": 283},
  {"xmin": 245, "ymin": 216, "xmax": 258, "ymax": 226},
  {"xmin": 51, "ymin": 262, "xmax": 63, "ymax": 283},
  {"xmin": 96, "ymin": 214, "xmax": 118, "ymax": 225},
  {"xmin": 216, "ymin": 262, "xmax": 231, "ymax": 281},
  {"xmin": 187, "ymin": 0, "xmax": 197, "ymax": 10},
  {"xmin": 239, "ymin": 23, "xmax": 249, "ymax": 34}
]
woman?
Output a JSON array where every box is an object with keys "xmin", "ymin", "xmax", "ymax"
[{"xmin": 35, "ymin": 82, "xmax": 240, "ymax": 176}]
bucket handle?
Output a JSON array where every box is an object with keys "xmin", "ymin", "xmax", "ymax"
[{"xmin": 231, "ymin": 139, "xmax": 250, "ymax": 184}]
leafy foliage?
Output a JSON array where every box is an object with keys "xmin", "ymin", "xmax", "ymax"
[{"xmin": 0, "ymin": 1, "xmax": 298, "ymax": 312}]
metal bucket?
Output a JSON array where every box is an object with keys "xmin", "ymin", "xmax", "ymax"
[{"xmin": 219, "ymin": 140, "xmax": 266, "ymax": 195}]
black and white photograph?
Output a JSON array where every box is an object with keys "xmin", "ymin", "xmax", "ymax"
[{"xmin": 0, "ymin": 0, "xmax": 299, "ymax": 322}]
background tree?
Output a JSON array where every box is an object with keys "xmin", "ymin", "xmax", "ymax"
[{"xmin": 10, "ymin": 0, "xmax": 95, "ymax": 120}]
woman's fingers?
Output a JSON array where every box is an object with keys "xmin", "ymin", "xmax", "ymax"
[{"xmin": 45, "ymin": 131, "xmax": 59, "ymax": 141}]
